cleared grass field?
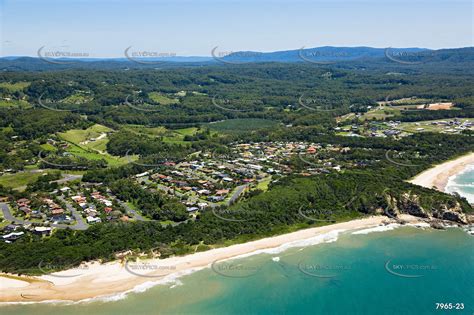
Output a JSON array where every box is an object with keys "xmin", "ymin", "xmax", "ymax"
[
  {"xmin": 162, "ymin": 127, "xmax": 199, "ymax": 144},
  {"xmin": 65, "ymin": 141, "xmax": 130, "ymax": 167},
  {"xmin": 59, "ymin": 124, "xmax": 112, "ymax": 152},
  {"xmin": 123, "ymin": 125, "xmax": 168, "ymax": 137},
  {"xmin": 174, "ymin": 127, "xmax": 198, "ymax": 136},
  {"xmin": 0, "ymin": 100, "xmax": 31, "ymax": 108},
  {"xmin": 58, "ymin": 124, "xmax": 130, "ymax": 166},
  {"xmin": 58, "ymin": 124, "xmax": 112, "ymax": 145},
  {"xmin": 0, "ymin": 82, "xmax": 30, "ymax": 92},
  {"xmin": 357, "ymin": 106, "xmax": 401, "ymax": 121},
  {"xmin": 256, "ymin": 177, "xmax": 271, "ymax": 191},
  {"xmin": 148, "ymin": 92, "xmax": 179, "ymax": 105},
  {"xmin": 0, "ymin": 171, "xmax": 43, "ymax": 189},
  {"xmin": 40, "ymin": 143, "xmax": 57, "ymax": 151},
  {"xmin": 396, "ymin": 118, "xmax": 474, "ymax": 133},
  {"xmin": 61, "ymin": 92, "xmax": 93, "ymax": 104},
  {"xmin": 86, "ymin": 138, "xmax": 108, "ymax": 152},
  {"xmin": 0, "ymin": 168, "xmax": 85, "ymax": 190},
  {"xmin": 124, "ymin": 125, "xmax": 201, "ymax": 145},
  {"xmin": 377, "ymin": 97, "xmax": 430, "ymax": 106},
  {"xmin": 357, "ymin": 102, "xmax": 459, "ymax": 122}
]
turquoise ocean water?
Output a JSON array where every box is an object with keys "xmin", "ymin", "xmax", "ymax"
[
  {"xmin": 1, "ymin": 226, "xmax": 473, "ymax": 315},
  {"xmin": 446, "ymin": 164, "xmax": 474, "ymax": 203}
]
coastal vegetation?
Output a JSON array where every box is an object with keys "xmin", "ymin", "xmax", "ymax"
[{"xmin": 0, "ymin": 59, "xmax": 473, "ymax": 275}]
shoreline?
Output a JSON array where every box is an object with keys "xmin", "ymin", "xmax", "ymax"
[
  {"xmin": 0, "ymin": 215, "xmax": 410, "ymax": 303},
  {"xmin": 409, "ymin": 152, "xmax": 474, "ymax": 192},
  {"xmin": 2, "ymin": 153, "xmax": 473, "ymax": 304}
]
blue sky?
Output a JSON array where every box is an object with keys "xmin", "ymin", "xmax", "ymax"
[{"xmin": 1, "ymin": 0, "xmax": 472, "ymax": 57}]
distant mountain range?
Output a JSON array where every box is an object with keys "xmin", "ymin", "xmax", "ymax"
[
  {"xmin": 1, "ymin": 46, "xmax": 473, "ymax": 70},
  {"xmin": 214, "ymin": 46, "xmax": 474, "ymax": 64},
  {"xmin": 216, "ymin": 46, "xmax": 423, "ymax": 63}
]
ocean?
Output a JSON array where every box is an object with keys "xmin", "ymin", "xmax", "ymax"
[
  {"xmin": 446, "ymin": 164, "xmax": 474, "ymax": 204},
  {"xmin": 2, "ymin": 226, "xmax": 473, "ymax": 315}
]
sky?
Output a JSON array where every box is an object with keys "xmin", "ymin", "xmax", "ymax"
[{"xmin": 0, "ymin": 0, "xmax": 472, "ymax": 58}]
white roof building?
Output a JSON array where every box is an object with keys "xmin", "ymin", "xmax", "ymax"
[{"xmin": 86, "ymin": 216, "xmax": 102, "ymax": 223}]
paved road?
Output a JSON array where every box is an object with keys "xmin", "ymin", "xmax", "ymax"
[
  {"xmin": 54, "ymin": 174, "xmax": 83, "ymax": 185},
  {"xmin": 0, "ymin": 202, "xmax": 27, "ymax": 224},
  {"xmin": 227, "ymin": 184, "xmax": 249, "ymax": 205},
  {"xmin": 149, "ymin": 176, "xmax": 248, "ymax": 208},
  {"xmin": 109, "ymin": 194, "xmax": 147, "ymax": 221},
  {"xmin": 110, "ymin": 191, "xmax": 194, "ymax": 226},
  {"xmin": 1, "ymin": 200, "xmax": 89, "ymax": 231},
  {"xmin": 1, "ymin": 195, "xmax": 188, "ymax": 230},
  {"xmin": 57, "ymin": 196, "xmax": 89, "ymax": 230}
]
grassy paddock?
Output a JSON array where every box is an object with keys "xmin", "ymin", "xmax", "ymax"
[
  {"xmin": 0, "ymin": 81, "xmax": 30, "ymax": 92},
  {"xmin": 0, "ymin": 172, "xmax": 44, "ymax": 189},
  {"xmin": 148, "ymin": 92, "xmax": 179, "ymax": 105},
  {"xmin": 58, "ymin": 124, "xmax": 131, "ymax": 166}
]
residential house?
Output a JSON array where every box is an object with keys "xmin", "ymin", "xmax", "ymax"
[
  {"xmin": 86, "ymin": 216, "xmax": 102, "ymax": 224},
  {"xmin": 3, "ymin": 231, "xmax": 24, "ymax": 243},
  {"xmin": 33, "ymin": 227, "xmax": 52, "ymax": 236}
]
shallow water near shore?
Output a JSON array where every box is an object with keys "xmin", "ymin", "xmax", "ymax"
[
  {"xmin": 446, "ymin": 164, "xmax": 474, "ymax": 203},
  {"xmin": 2, "ymin": 226, "xmax": 473, "ymax": 315}
]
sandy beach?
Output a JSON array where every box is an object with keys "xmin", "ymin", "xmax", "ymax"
[
  {"xmin": 1, "ymin": 153, "xmax": 472, "ymax": 304},
  {"xmin": 409, "ymin": 152, "xmax": 474, "ymax": 192},
  {"xmin": 0, "ymin": 216, "xmax": 402, "ymax": 303}
]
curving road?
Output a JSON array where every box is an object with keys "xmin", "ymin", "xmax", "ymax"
[
  {"xmin": 54, "ymin": 174, "xmax": 83, "ymax": 185},
  {"xmin": 0, "ymin": 202, "xmax": 27, "ymax": 224},
  {"xmin": 109, "ymin": 194, "xmax": 147, "ymax": 221},
  {"xmin": 1, "ymin": 200, "xmax": 89, "ymax": 231},
  {"xmin": 226, "ymin": 184, "xmax": 249, "ymax": 206},
  {"xmin": 57, "ymin": 196, "xmax": 89, "ymax": 230}
]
